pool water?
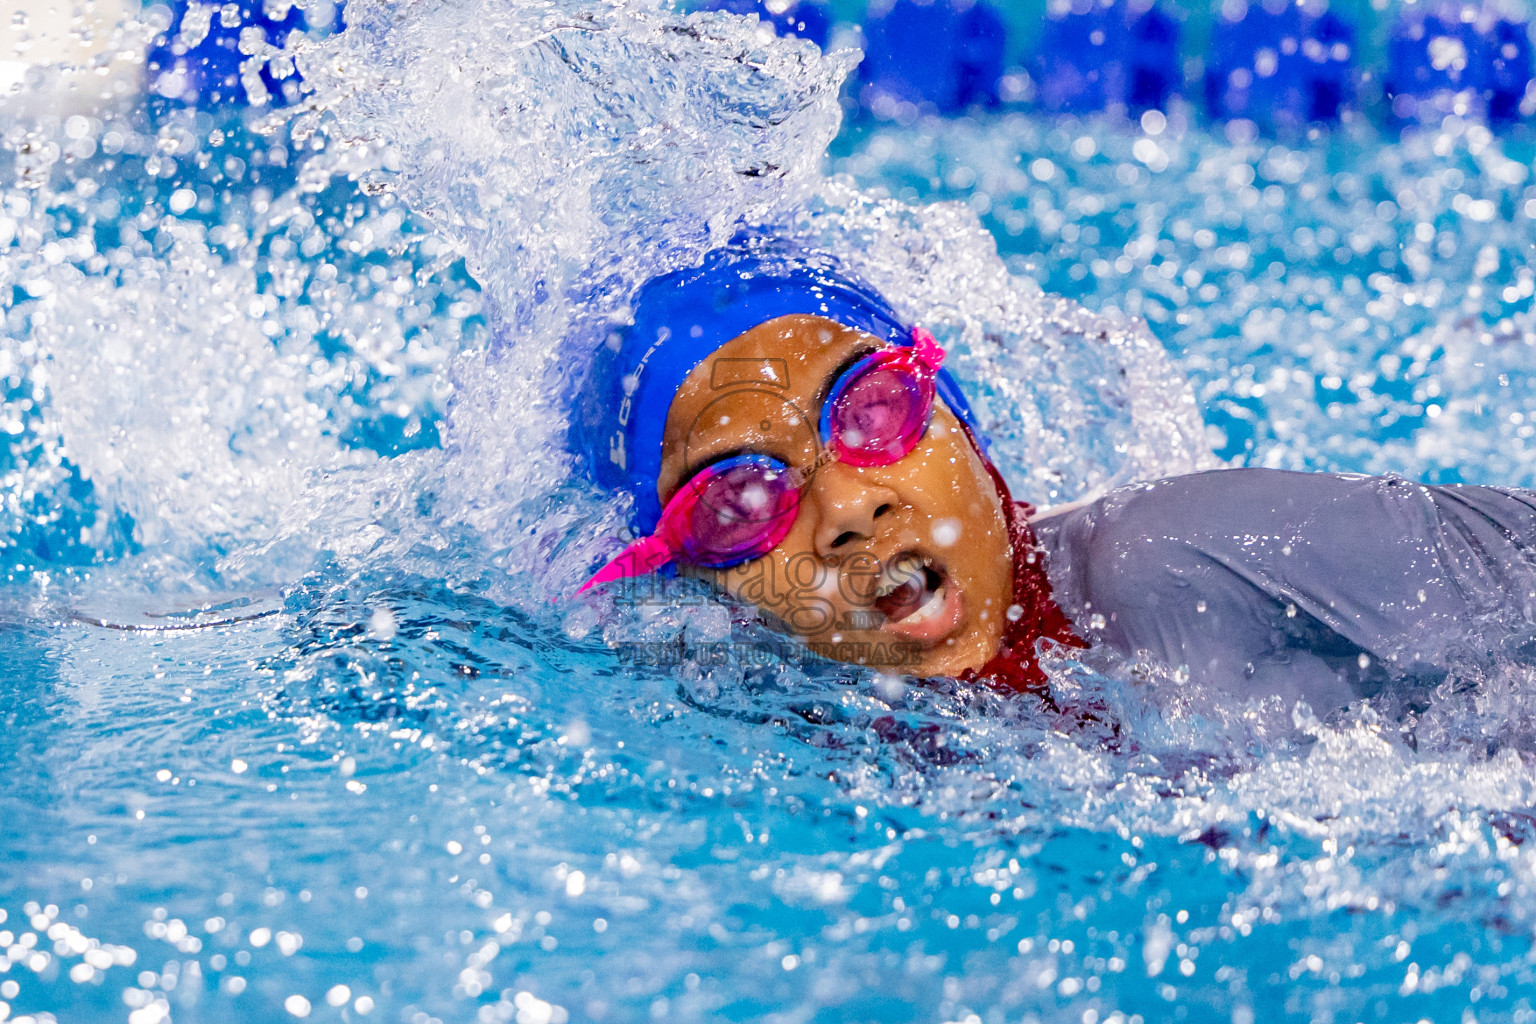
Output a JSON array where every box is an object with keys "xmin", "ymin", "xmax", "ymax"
[
  {"xmin": 831, "ymin": 111, "xmax": 1536, "ymax": 484},
  {"xmin": 5, "ymin": 2, "xmax": 1536, "ymax": 1023}
]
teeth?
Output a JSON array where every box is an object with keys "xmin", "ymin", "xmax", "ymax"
[
  {"xmin": 901, "ymin": 585, "xmax": 947, "ymax": 625},
  {"xmin": 873, "ymin": 554, "xmax": 931, "ymax": 599}
]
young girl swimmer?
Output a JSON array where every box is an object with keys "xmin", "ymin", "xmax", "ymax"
[{"xmin": 577, "ymin": 238, "xmax": 1536, "ymax": 712}]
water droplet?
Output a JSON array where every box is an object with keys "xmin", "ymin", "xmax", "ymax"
[
  {"xmin": 368, "ymin": 607, "xmax": 396, "ymax": 640},
  {"xmin": 931, "ymin": 518, "xmax": 961, "ymax": 547}
]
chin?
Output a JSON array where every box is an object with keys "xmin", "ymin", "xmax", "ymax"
[
  {"xmin": 799, "ymin": 625, "xmax": 990, "ymax": 679},
  {"xmin": 912, "ymin": 635, "xmax": 991, "ymax": 677}
]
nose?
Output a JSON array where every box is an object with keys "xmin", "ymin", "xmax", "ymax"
[{"xmin": 808, "ymin": 464, "xmax": 901, "ymax": 559}]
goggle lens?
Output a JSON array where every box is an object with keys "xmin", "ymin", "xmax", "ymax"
[
  {"xmin": 825, "ymin": 357, "xmax": 934, "ymax": 467},
  {"xmin": 677, "ymin": 456, "xmax": 800, "ymax": 567}
]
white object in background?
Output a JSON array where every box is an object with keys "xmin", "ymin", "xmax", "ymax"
[{"xmin": 0, "ymin": 0, "xmax": 142, "ymax": 114}]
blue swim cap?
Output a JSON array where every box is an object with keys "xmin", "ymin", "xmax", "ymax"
[{"xmin": 579, "ymin": 237, "xmax": 987, "ymax": 533}]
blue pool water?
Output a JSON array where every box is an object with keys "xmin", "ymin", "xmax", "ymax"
[{"xmin": 7, "ymin": 2, "xmax": 1536, "ymax": 1022}]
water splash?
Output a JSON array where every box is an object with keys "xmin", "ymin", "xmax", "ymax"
[
  {"xmin": 3, "ymin": 2, "xmax": 1534, "ymax": 1023},
  {"xmin": 833, "ymin": 111, "xmax": 1536, "ymax": 485},
  {"xmin": 0, "ymin": 98, "xmax": 479, "ymax": 579},
  {"xmin": 292, "ymin": 0, "xmax": 1208, "ymax": 597}
]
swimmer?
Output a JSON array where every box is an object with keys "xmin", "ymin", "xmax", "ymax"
[{"xmin": 577, "ymin": 238, "xmax": 1536, "ymax": 712}]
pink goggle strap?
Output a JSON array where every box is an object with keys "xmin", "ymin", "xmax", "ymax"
[
  {"xmin": 908, "ymin": 326, "xmax": 945, "ymax": 372},
  {"xmin": 574, "ymin": 533, "xmax": 675, "ymax": 595}
]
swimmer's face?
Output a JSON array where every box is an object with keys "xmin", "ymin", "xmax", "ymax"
[{"xmin": 658, "ymin": 314, "xmax": 1012, "ymax": 677}]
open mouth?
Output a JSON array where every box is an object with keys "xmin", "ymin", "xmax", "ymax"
[{"xmin": 872, "ymin": 552, "xmax": 964, "ymax": 646}]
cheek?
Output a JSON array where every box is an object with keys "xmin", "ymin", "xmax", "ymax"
[
  {"xmin": 716, "ymin": 537, "xmax": 845, "ymax": 621},
  {"xmin": 711, "ymin": 533, "xmax": 869, "ymax": 639},
  {"xmin": 755, "ymin": 519, "xmax": 820, "ymax": 595},
  {"xmin": 895, "ymin": 440, "xmax": 1006, "ymax": 550},
  {"xmin": 769, "ymin": 525, "xmax": 849, "ymax": 619}
]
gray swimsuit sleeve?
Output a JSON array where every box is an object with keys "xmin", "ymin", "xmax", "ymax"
[{"xmin": 1030, "ymin": 469, "xmax": 1536, "ymax": 708}]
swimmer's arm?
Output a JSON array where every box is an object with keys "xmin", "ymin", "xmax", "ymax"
[{"xmin": 1027, "ymin": 495, "xmax": 1098, "ymax": 524}]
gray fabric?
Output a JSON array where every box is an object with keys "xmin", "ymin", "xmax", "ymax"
[{"xmin": 1030, "ymin": 469, "xmax": 1536, "ymax": 710}]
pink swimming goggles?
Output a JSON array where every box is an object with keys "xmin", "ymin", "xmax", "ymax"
[{"xmin": 577, "ymin": 327, "xmax": 947, "ymax": 594}]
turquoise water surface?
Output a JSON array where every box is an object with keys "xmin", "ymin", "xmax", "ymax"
[{"xmin": 5, "ymin": 3, "xmax": 1536, "ymax": 1023}]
